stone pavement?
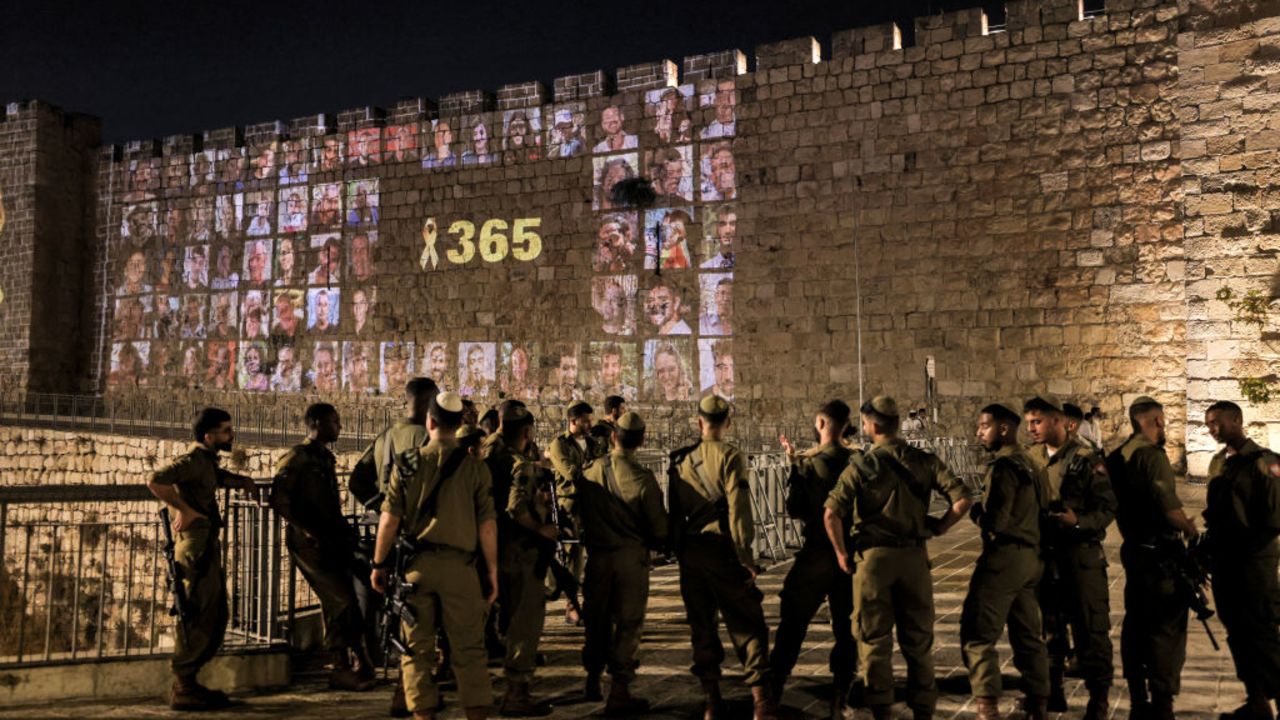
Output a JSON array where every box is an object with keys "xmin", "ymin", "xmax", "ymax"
[{"xmin": 1, "ymin": 484, "xmax": 1245, "ymax": 720}]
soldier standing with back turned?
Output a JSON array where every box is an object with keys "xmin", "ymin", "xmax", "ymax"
[
  {"xmin": 547, "ymin": 400, "xmax": 605, "ymax": 625},
  {"xmin": 350, "ymin": 377, "xmax": 439, "ymax": 506}
]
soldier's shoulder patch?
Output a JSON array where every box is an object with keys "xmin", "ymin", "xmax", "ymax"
[{"xmin": 395, "ymin": 447, "xmax": 421, "ymax": 476}]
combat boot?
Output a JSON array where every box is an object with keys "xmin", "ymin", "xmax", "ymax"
[
  {"xmin": 168, "ymin": 675, "xmax": 209, "ymax": 712},
  {"xmin": 829, "ymin": 677, "xmax": 850, "ymax": 720},
  {"xmin": 975, "ymin": 696, "xmax": 1001, "ymax": 720},
  {"xmin": 390, "ymin": 677, "xmax": 411, "ymax": 718},
  {"xmin": 701, "ymin": 678, "xmax": 727, "ymax": 720},
  {"xmin": 603, "ymin": 678, "xmax": 651, "ymax": 716},
  {"xmin": 868, "ymin": 704, "xmax": 893, "ymax": 720},
  {"xmin": 499, "ymin": 681, "xmax": 551, "ymax": 717},
  {"xmin": 464, "ymin": 706, "xmax": 488, "ymax": 720},
  {"xmin": 752, "ymin": 684, "xmax": 780, "ymax": 720},
  {"xmin": 1082, "ymin": 687, "xmax": 1109, "ymax": 720},
  {"xmin": 1048, "ymin": 667, "xmax": 1068, "ymax": 712},
  {"xmin": 1151, "ymin": 693, "xmax": 1175, "ymax": 720},
  {"xmin": 1021, "ymin": 695, "xmax": 1048, "ymax": 720},
  {"xmin": 583, "ymin": 671, "xmax": 603, "ymax": 702},
  {"xmin": 329, "ymin": 649, "xmax": 377, "ymax": 691},
  {"xmin": 1220, "ymin": 698, "xmax": 1277, "ymax": 720},
  {"xmin": 353, "ymin": 643, "xmax": 378, "ymax": 685}
]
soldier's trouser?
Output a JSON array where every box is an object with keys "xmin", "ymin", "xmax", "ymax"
[
  {"xmin": 1041, "ymin": 542, "xmax": 1113, "ymax": 689},
  {"xmin": 582, "ymin": 545, "xmax": 650, "ymax": 683},
  {"xmin": 677, "ymin": 534, "xmax": 772, "ymax": 686},
  {"xmin": 961, "ymin": 542, "xmax": 1050, "ymax": 698},
  {"xmin": 401, "ymin": 547, "xmax": 492, "ymax": 713},
  {"xmin": 1119, "ymin": 544, "xmax": 1188, "ymax": 697},
  {"xmin": 287, "ymin": 532, "xmax": 365, "ymax": 651},
  {"xmin": 171, "ymin": 519, "xmax": 228, "ymax": 678},
  {"xmin": 771, "ymin": 542, "xmax": 855, "ymax": 685},
  {"xmin": 500, "ymin": 540, "xmax": 546, "ymax": 683},
  {"xmin": 1213, "ymin": 551, "xmax": 1280, "ymax": 700},
  {"xmin": 852, "ymin": 546, "xmax": 938, "ymax": 712}
]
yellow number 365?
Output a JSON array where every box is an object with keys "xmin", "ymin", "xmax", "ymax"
[{"xmin": 440, "ymin": 216, "xmax": 543, "ymax": 266}]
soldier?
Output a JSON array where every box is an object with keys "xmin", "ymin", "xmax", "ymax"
[
  {"xmin": 575, "ymin": 411, "xmax": 668, "ymax": 714},
  {"xmin": 769, "ymin": 400, "xmax": 856, "ymax": 718},
  {"xmin": 548, "ymin": 400, "xmax": 605, "ymax": 625},
  {"xmin": 272, "ymin": 403, "xmax": 376, "ymax": 691},
  {"xmin": 1203, "ymin": 401, "xmax": 1280, "ymax": 720},
  {"xmin": 822, "ymin": 396, "xmax": 971, "ymax": 720},
  {"xmin": 668, "ymin": 395, "xmax": 779, "ymax": 720},
  {"xmin": 962, "ymin": 403, "xmax": 1052, "ymax": 720},
  {"xmin": 371, "ymin": 392, "xmax": 498, "ymax": 720},
  {"xmin": 1022, "ymin": 395, "xmax": 1116, "ymax": 719},
  {"xmin": 590, "ymin": 395, "xmax": 627, "ymax": 444},
  {"xmin": 350, "ymin": 377, "xmax": 439, "ymax": 505},
  {"xmin": 146, "ymin": 407, "xmax": 260, "ymax": 711},
  {"xmin": 1107, "ymin": 396, "xmax": 1197, "ymax": 720}
]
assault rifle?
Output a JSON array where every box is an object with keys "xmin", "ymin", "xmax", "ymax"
[
  {"xmin": 537, "ymin": 469, "xmax": 582, "ymax": 618},
  {"xmin": 1146, "ymin": 535, "xmax": 1219, "ymax": 651},
  {"xmin": 159, "ymin": 507, "xmax": 193, "ymax": 641},
  {"xmin": 376, "ymin": 535, "xmax": 419, "ymax": 659}
]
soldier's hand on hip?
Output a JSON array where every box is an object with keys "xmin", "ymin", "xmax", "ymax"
[
  {"xmin": 371, "ymin": 568, "xmax": 388, "ymax": 594},
  {"xmin": 836, "ymin": 553, "xmax": 854, "ymax": 575},
  {"xmin": 172, "ymin": 508, "xmax": 207, "ymax": 533}
]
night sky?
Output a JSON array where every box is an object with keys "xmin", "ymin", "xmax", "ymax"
[{"xmin": 1, "ymin": 0, "xmax": 1000, "ymax": 143}]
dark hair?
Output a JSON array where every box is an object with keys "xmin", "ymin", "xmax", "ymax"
[
  {"xmin": 1206, "ymin": 400, "xmax": 1243, "ymax": 422},
  {"xmin": 405, "ymin": 377, "xmax": 439, "ymax": 400},
  {"xmin": 1128, "ymin": 399, "xmax": 1163, "ymax": 432},
  {"xmin": 479, "ymin": 409, "xmax": 499, "ymax": 434},
  {"xmin": 818, "ymin": 400, "xmax": 851, "ymax": 430},
  {"xmin": 981, "ymin": 404, "xmax": 1021, "ymax": 427},
  {"xmin": 304, "ymin": 402, "xmax": 338, "ymax": 427},
  {"xmin": 1062, "ymin": 403, "xmax": 1084, "ymax": 421},
  {"xmin": 193, "ymin": 407, "xmax": 232, "ymax": 441},
  {"xmin": 604, "ymin": 395, "xmax": 626, "ymax": 414},
  {"xmin": 617, "ymin": 427, "xmax": 645, "ymax": 450},
  {"xmin": 568, "ymin": 402, "xmax": 594, "ymax": 420},
  {"xmin": 1022, "ymin": 397, "xmax": 1060, "ymax": 415},
  {"xmin": 428, "ymin": 397, "xmax": 463, "ymax": 431},
  {"xmin": 501, "ymin": 409, "xmax": 535, "ymax": 440},
  {"xmin": 858, "ymin": 400, "xmax": 899, "ymax": 435}
]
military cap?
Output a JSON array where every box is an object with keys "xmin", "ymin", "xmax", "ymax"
[
  {"xmin": 457, "ymin": 424, "xmax": 481, "ymax": 441},
  {"xmin": 1130, "ymin": 395, "xmax": 1161, "ymax": 410},
  {"xmin": 435, "ymin": 391, "xmax": 464, "ymax": 413},
  {"xmin": 617, "ymin": 411, "xmax": 645, "ymax": 431},
  {"xmin": 698, "ymin": 395, "xmax": 731, "ymax": 417},
  {"xmin": 1023, "ymin": 392, "xmax": 1063, "ymax": 414},
  {"xmin": 501, "ymin": 403, "xmax": 531, "ymax": 425},
  {"xmin": 869, "ymin": 395, "xmax": 899, "ymax": 418}
]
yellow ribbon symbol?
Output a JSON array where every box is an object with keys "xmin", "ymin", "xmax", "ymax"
[{"xmin": 420, "ymin": 217, "xmax": 439, "ymax": 270}]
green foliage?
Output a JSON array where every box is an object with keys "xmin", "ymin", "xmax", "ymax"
[
  {"xmin": 1216, "ymin": 287, "xmax": 1274, "ymax": 327},
  {"xmin": 1239, "ymin": 377, "xmax": 1275, "ymax": 405}
]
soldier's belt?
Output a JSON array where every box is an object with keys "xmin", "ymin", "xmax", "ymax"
[
  {"xmin": 855, "ymin": 537, "xmax": 926, "ymax": 550},
  {"xmin": 410, "ymin": 539, "xmax": 473, "ymax": 557},
  {"xmin": 982, "ymin": 533, "xmax": 1035, "ymax": 549}
]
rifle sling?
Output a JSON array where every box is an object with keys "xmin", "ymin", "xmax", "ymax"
[{"xmin": 421, "ymin": 447, "xmax": 467, "ymax": 519}]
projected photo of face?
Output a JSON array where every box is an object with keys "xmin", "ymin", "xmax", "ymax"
[
  {"xmin": 153, "ymin": 246, "xmax": 182, "ymax": 293},
  {"xmin": 154, "ymin": 295, "xmax": 180, "ymax": 340},
  {"xmin": 309, "ymin": 233, "xmax": 342, "ymax": 286},
  {"xmin": 191, "ymin": 150, "xmax": 216, "ymax": 188},
  {"xmin": 180, "ymin": 295, "xmax": 207, "ymax": 339},
  {"xmin": 592, "ymin": 275, "xmax": 636, "ymax": 336},
  {"xmin": 274, "ymin": 236, "xmax": 300, "ymax": 287},
  {"xmin": 160, "ymin": 203, "xmax": 186, "ymax": 242},
  {"xmin": 700, "ymin": 141, "xmax": 737, "ymax": 202},
  {"xmin": 461, "ymin": 114, "xmax": 496, "ymax": 166},
  {"xmin": 114, "ymin": 295, "xmax": 151, "ymax": 340},
  {"xmin": 216, "ymin": 148, "xmax": 246, "ymax": 189},
  {"xmin": 278, "ymin": 188, "xmax": 308, "ymax": 234},
  {"xmin": 348, "ymin": 232, "xmax": 376, "ymax": 283},
  {"xmin": 644, "ymin": 207, "xmax": 694, "ymax": 270},
  {"xmin": 125, "ymin": 158, "xmax": 158, "ymax": 201},
  {"xmin": 250, "ymin": 142, "xmax": 277, "ymax": 181},
  {"xmin": 271, "ymin": 289, "xmax": 304, "ymax": 340},
  {"xmin": 209, "ymin": 291, "xmax": 239, "ymax": 340},
  {"xmin": 499, "ymin": 342, "xmax": 539, "ymax": 403},
  {"xmin": 350, "ymin": 286, "xmax": 375, "ymax": 336},
  {"xmin": 118, "ymin": 250, "xmax": 153, "ymax": 297},
  {"xmin": 109, "ymin": 341, "xmax": 149, "ymax": 389},
  {"xmin": 700, "ymin": 204, "xmax": 736, "ymax": 269},
  {"xmin": 698, "ymin": 339, "xmax": 734, "ymax": 401},
  {"xmin": 592, "ymin": 104, "xmax": 638, "ymax": 154},
  {"xmin": 186, "ymin": 198, "xmax": 214, "ymax": 242},
  {"xmin": 205, "ymin": 340, "xmax": 237, "ymax": 390},
  {"xmin": 271, "ymin": 343, "xmax": 302, "ymax": 392},
  {"xmin": 147, "ymin": 342, "xmax": 174, "ymax": 387},
  {"xmin": 216, "ymin": 194, "xmax": 243, "ymax": 239},
  {"xmin": 242, "ymin": 239, "xmax": 273, "ymax": 287},
  {"xmin": 183, "ymin": 245, "xmax": 210, "ymax": 290},
  {"xmin": 384, "ymin": 123, "xmax": 420, "ymax": 164},
  {"xmin": 644, "ymin": 338, "xmax": 694, "ymax": 402},
  {"xmin": 502, "ymin": 109, "xmax": 542, "ymax": 161},
  {"xmin": 209, "ymin": 244, "xmax": 240, "ymax": 290},
  {"xmin": 235, "ymin": 341, "xmax": 270, "ymax": 391},
  {"xmin": 646, "ymin": 84, "xmax": 694, "ymax": 145},
  {"xmin": 122, "ymin": 203, "xmax": 158, "ymax": 244},
  {"xmin": 179, "ymin": 341, "xmax": 204, "ymax": 385},
  {"xmin": 593, "ymin": 213, "xmax": 639, "ymax": 273},
  {"xmin": 643, "ymin": 278, "xmax": 693, "ymax": 336},
  {"xmin": 593, "ymin": 154, "xmax": 638, "ymax": 211},
  {"xmin": 345, "ymin": 179, "xmax": 379, "ymax": 227},
  {"xmin": 310, "ymin": 183, "xmax": 343, "ymax": 231},
  {"xmin": 245, "ymin": 191, "xmax": 274, "ymax": 237},
  {"xmin": 699, "ymin": 273, "xmax": 734, "ymax": 336},
  {"xmin": 422, "ymin": 119, "xmax": 458, "ymax": 169},
  {"xmin": 163, "ymin": 156, "xmax": 188, "ymax": 194},
  {"xmin": 342, "ymin": 342, "xmax": 375, "ymax": 395},
  {"xmin": 547, "ymin": 103, "xmax": 588, "ymax": 158},
  {"xmin": 277, "ymin": 139, "xmax": 309, "ymax": 185},
  {"xmin": 458, "ymin": 342, "xmax": 497, "ymax": 398},
  {"xmin": 589, "ymin": 341, "xmax": 638, "ymax": 402},
  {"xmin": 308, "ymin": 341, "xmax": 341, "ymax": 392},
  {"xmin": 314, "ymin": 135, "xmax": 345, "ymax": 172},
  {"xmin": 347, "ymin": 128, "xmax": 382, "ymax": 167},
  {"xmin": 423, "ymin": 342, "xmax": 452, "ymax": 391},
  {"xmin": 547, "ymin": 344, "xmax": 582, "ymax": 403},
  {"xmin": 699, "ymin": 79, "xmax": 737, "ymax": 139},
  {"xmin": 380, "ymin": 341, "xmax": 414, "ymax": 395},
  {"xmin": 645, "ymin": 145, "xmax": 694, "ymax": 203},
  {"xmin": 240, "ymin": 290, "xmax": 268, "ymax": 339},
  {"xmin": 307, "ymin": 287, "xmax": 340, "ymax": 334}
]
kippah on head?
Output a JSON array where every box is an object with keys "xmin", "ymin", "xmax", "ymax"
[
  {"xmin": 698, "ymin": 394, "xmax": 731, "ymax": 421},
  {"xmin": 1130, "ymin": 395, "xmax": 1161, "ymax": 411},
  {"xmin": 1022, "ymin": 393, "xmax": 1063, "ymax": 415},
  {"xmin": 568, "ymin": 400, "xmax": 594, "ymax": 419},
  {"xmin": 1062, "ymin": 402, "xmax": 1084, "ymax": 421},
  {"xmin": 502, "ymin": 402, "xmax": 531, "ymax": 426},
  {"xmin": 981, "ymin": 402, "xmax": 1022, "ymax": 426},
  {"xmin": 617, "ymin": 411, "xmax": 645, "ymax": 431},
  {"xmin": 434, "ymin": 391, "xmax": 464, "ymax": 414}
]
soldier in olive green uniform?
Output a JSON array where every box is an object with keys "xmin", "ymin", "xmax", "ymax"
[
  {"xmin": 147, "ymin": 407, "xmax": 259, "ymax": 711},
  {"xmin": 822, "ymin": 397, "xmax": 972, "ymax": 720},
  {"xmin": 575, "ymin": 411, "xmax": 668, "ymax": 715},
  {"xmin": 350, "ymin": 378, "xmax": 438, "ymax": 506},
  {"xmin": 1022, "ymin": 395, "xmax": 1116, "ymax": 719},
  {"xmin": 1107, "ymin": 396, "xmax": 1198, "ymax": 720},
  {"xmin": 547, "ymin": 400, "xmax": 605, "ymax": 625},
  {"xmin": 371, "ymin": 392, "xmax": 499, "ymax": 720},
  {"xmin": 669, "ymin": 395, "xmax": 779, "ymax": 720},
  {"xmin": 272, "ymin": 403, "xmax": 376, "ymax": 691},
  {"xmin": 962, "ymin": 403, "xmax": 1052, "ymax": 720},
  {"xmin": 589, "ymin": 395, "xmax": 628, "ymax": 444},
  {"xmin": 1204, "ymin": 401, "xmax": 1280, "ymax": 720},
  {"xmin": 769, "ymin": 400, "xmax": 856, "ymax": 718}
]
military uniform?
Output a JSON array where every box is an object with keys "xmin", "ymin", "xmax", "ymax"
[
  {"xmin": 961, "ymin": 442, "xmax": 1051, "ymax": 699},
  {"xmin": 501, "ymin": 452, "xmax": 554, "ymax": 686},
  {"xmin": 771, "ymin": 442, "xmax": 855, "ymax": 692},
  {"xmin": 151, "ymin": 444, "xmax": 236, "ymax": 680},
  {"xmin": 548, "ymin": 428, "xmax": 606, "ymax": 587},
  {"xmin": 825, "ymin": 437, "xmax": 967, "ymax": 713},
  {"xmin": 382, "ymin": 437, "xmax": 496, "ymax": 714},
  {"xmin": 576, "ymin": 439, "xmax": 668, "ymax": 685},
  {"xmin": 1108, "ymin": 432, "xmax": 1188, "ymax": 700},
  {"xmin": 1205, "ymin": 439, "xmax": 1280, "ymax": 702},
  {"xmin": 350, "ymin": 419, "xmax": 427, "ymax": 505},
  {"xmin": 1031, "ymin": 438, "xmax": 1116, "ymax": 696}
]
